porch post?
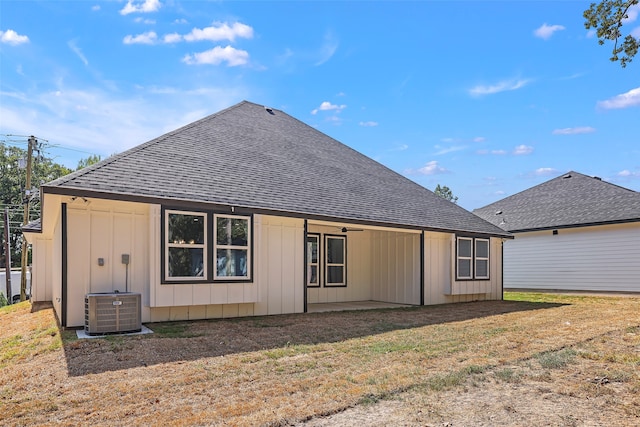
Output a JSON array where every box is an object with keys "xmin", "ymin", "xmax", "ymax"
[
  {"xmin": 303, "ymin": 219, "xmax": 308, "ymax": 313},
  {"xmin": 61, "ymin": 203, "xmax": 68, "ymax": 328},
  {"xmin": 420, "ymin": 230, "xmax": 425, "ymax": 306}
]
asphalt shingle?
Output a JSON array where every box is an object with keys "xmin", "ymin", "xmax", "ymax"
[
  {"xmin": 473, "ymin": 171, "xmax": 640, "ymax": 232},
  {"xmin": 45, "ymin": 101, "xmax": 509, "ymax": 237}
]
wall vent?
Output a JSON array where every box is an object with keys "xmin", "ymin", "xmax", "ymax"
[{"xmin": 85, "ymin": 292, "xmax": 141, "ymax": 335}]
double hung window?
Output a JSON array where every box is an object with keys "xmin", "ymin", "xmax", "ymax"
[
  {"xmin": 456, "ymin": 236, "xmax": 490, "ymax": 280},
  {"xmin": 325, "ymin": 235, "xmax": 346, "ymax": 287},
  {"xmin": 163, "ymin": 209, "xmax": 251, "ymax": 283},
  {"xmin": 215, "ymin": 214, "xmax": 250, "ymax": 280},
  {"xmin": 306, "ymin": 234, "xmax": 320, "ymax": 287}
]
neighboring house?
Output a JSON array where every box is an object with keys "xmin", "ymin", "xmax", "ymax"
[
  {"xmin": 474, "ymin": 171, "xmax": 640, "ymax": 293},
  {"xmin": 24, "ymin": 101, "xmax": 510, "ymax": 328}
]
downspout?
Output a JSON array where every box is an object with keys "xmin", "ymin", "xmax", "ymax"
[
  {"xmin": 420, "ymin": 230, "xmax": 425, "ymax": 306},
  {"xmin": 303, "ymin": 220, "xmax": 308, "ymax": 313},
  {"xmin": 61, "ymin": 203, "xmax": 68, "ymax": 328}
]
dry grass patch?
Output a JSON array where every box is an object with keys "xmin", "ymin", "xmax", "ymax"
[{"xmin": 1, "ymin": 293, "xmax": 638, "ymax": 426}]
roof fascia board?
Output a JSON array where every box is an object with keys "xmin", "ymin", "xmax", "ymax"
[
  {"xmin": 42, "ymin": 185, "xmax": 512, "ymax": 238},
  {"xmin": 508, "ymin": 218, "xmax": 640, "ymax": 233}
]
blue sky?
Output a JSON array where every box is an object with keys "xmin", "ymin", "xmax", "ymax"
[{"xmin": 1, "ymin": 0, "xmax": 639, "ymax": 210}]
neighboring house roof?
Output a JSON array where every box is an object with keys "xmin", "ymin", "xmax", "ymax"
[
  {"xmin": 474, "ymin": 171, "xmax": 640, "ymax": 232},
  {"xmin": 43, "ymin": 101, "xmax": 509, "ymax": 237}
]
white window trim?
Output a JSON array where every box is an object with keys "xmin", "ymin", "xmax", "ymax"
[
  {"xmin": 456, "ymin": 236, "xmax": 473, "ymax": 280},
  {"xmin": 307, "ymin": 234, "xmax": 320, "ymax": 287},
  {"xmin": 324, "ymin": 235, "xmax": 346, "ymax": 287},
  {"xmin": 474, "ymin": 238, "xmax": 490, "ymax": 280},
  {"xmin": 213, "ymin": 213, "xmax": 251, "ymax": 281},
  {"xmin": 165, "ymin": 210, "xmax": 207, "ymax": 281}
]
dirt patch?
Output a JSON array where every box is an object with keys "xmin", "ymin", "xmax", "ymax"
[{"xmin": 1, "ymin": 294, "xmax": 639, "ymax": 426}]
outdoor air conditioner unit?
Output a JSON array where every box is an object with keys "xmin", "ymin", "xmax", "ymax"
[{"xmin": 85, "ymin": 292, "xmax": 142, "ymax": 335}]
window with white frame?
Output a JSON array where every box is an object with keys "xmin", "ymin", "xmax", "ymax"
[
  {"xmin": 165, "ymin": 210, "xmax": 207, "ymax": 280},
  {"xmin": 474, "ymin": 238, "xmax": 490, "ymax": 279},
  {"xmin": 456, "ymin": 236, "xmax": 490, "ymax": 280},
  {"xmin": 456, "ymin": 237, "xmax": 473, "ymax": 280},
  {"xmin": 163, "ymin": 209, "xmax": 252, "ymax": 283},
  {"xmin": 214, "ymin": 214, "xmax": 251, "ymax": 280},
  {"xmin": 325, "ymin": 235, "xmax": 346, "ymax": 287},
  {"xmin": 307, "ymin": 234, "xmax": 320, "ymax": 287}
]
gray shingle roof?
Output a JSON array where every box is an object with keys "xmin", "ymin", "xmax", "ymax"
[
  {"xmin": 474, "ymin": 171, "xmax": 640, "ymax": 232},
  {"xmin": 44, "ymin": 101, "xmax": 509, "ymax": 237}
]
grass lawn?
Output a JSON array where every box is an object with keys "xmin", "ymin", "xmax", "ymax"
[{"xmin": 1, "ymin": 292, "xmax": 638, "ymax": 426}]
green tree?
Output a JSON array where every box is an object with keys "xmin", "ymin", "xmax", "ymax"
[
  {"xmin": 434, "ymin": 184, "xmax": 458, "ymax": 204},
  {"xmin": 76, "ymin": 154, "xmax": 102, "ymax": 170},
  {"xmin": 584, "ymin": 0, "xmax": 639, "ymax": 67},
  {"xmin": 0, "ymin": 143, "xmax": 72, "ymax": 268}
]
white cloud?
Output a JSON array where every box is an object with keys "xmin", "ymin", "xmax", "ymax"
[
  {"xmin": 182, "ymin": 45, "xmax": 249, "ymax": 66},
  {"xmin": 120, "ymin": 0, "xmax": 161, "ymax": 15},
  {"xmin": 597, "ymin": 87, "xmax": 640, "ymax": 109},
  {"xmin": 359, "ymin": 121, "xmax": 378, "ymax": 127},
  {"xmin": 632, "ymin": 26, "xmax": 640, "ymax": 38},
  {"xmin": 417, "ymin": 160, "xmax": 448, "ymax": 175},
  {"xmin": 534, "ymin": 168, "xmax": 558, "ymax": 176},
  {"xmin": 68, "ymin": 40, "xmax": 89, "ymax": 66},
  {"xmin": 311, "ymin": 101, "xmax": 346, "ymax": 115},
  {"xmin": 473, "ymin": 136, "xmax": 486, "ymax": 143},
  {"xmin": 0, "ymin": 29, "xmax": 30, "ymax": 45},
  {"xmin": 552, "ymin": 126, "xmax": 596, "ymax": 135},
  {"xmin": 315, "ymin": 30, "xmax": 339, "ymax": 66},
  {"xmin": 174, "ymin": 18, "xmax": 188, "ymax": 25},
  {"xmin": 434, "ymin": 145, "xmax": 466, "ymax": 155},
  {"xmin": 123, "ymin": 31, "xmax": 158, "ymax": 45},
  {"xmin": 492, "ymin": 149, "xmax": 507, "ymax": 155},
  {"xmin": 618, "ymin": 169, "xmax": 640, "ymax": 177},
  {"xmin": 0, "ymin": 85, "xmax": 248, "ymax": 164},
  {"xmin": 163, "ymin": 33, "xmax": 182, "ymax": 44},
  {"xmin": 469, "ymin": 78, "xmax": 530, "ymax": 96},
  {"xmin": 534, "ymin": 23, "xmax": 566, "ymax": 40},
  {"xmin": 183, "ymin": 22, "xmax": 253, "ymax": 43},
  {"xmin": 513, "ymin": 145, "xmax": 534, "ymax": 155},
  {"xmin": 134, "ymin": 17, "xmax": 156, "ymax": 24},
  {"xmin": 92, "ymin": 5, "xmax": 101, "ymax": 11}
]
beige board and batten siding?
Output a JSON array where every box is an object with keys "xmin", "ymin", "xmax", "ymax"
[
  {"xmin": 370, "ymin": 231, "xmax": 421, "ymax": 305},
  {"xmin": 64, "ymin": 198, "xmax": 150, "ymax": 327},
  {"xmin": 504, "ymin": 222, "xmax": 640, "ymax": 292},
  {"xmin": 423, "ymin": 232, "xmax": 502, "ymax": 305},
  {"xmin": 306, "ymin": 224, "xmax": 372, "ymax": 304},
  {"xmin": 148, "ymin": 209, "xmax": 304, "ymax": 321}
]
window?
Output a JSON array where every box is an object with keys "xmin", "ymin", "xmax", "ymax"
[
  {"xmin": 456, "ymin": 237, "xmax": 473, "ymax": 280},
  {"xmin": 165, "ymin": 211, "xmax": 207, "ymax": 280},
  {"xmin": 163, "ymin": 209, "xmax": 252, "ymax": 283},
  {"xmin": 475, "ymin": 239, "xmax": 490, "ymax": 279},
  {"xmin": 307, "ymin": 234, "xmax": 320, "ymax": 287},
  {"xmin": 456, "ymin": 236, "xmax": 490, "ymax": 280},
  {"xmin": 325, "ymin": 235, "xmax": 346, "ymax": 287},
  {"xmin": 214, "ymin": 214, "xmax": 251, "ymax": 280}
]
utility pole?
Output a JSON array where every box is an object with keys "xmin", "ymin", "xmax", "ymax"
[
  {"xmin": 19, "ymin": 136, "xmax": 35, "ymax": 302},
  {"xmin": 3, "ymin": 207, "xmax": 11, "ymax": 304}
]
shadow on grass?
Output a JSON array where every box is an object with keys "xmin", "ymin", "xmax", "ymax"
[{"xmin": 62, "ymin": 299, "xmax": 566, "ymax": 376}]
